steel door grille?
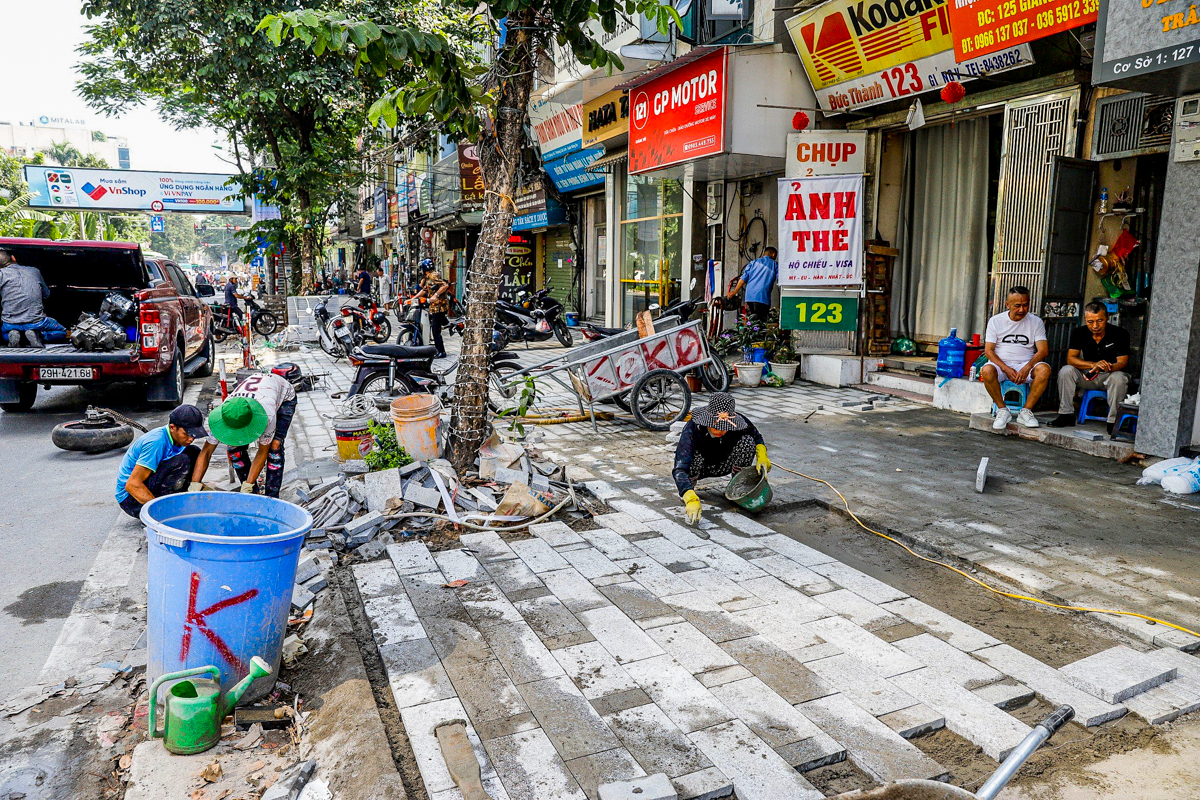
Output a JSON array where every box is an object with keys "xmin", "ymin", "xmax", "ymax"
[{"xmin": 991, "ymin": 91, "xmax": 1080, "ymax": 315}]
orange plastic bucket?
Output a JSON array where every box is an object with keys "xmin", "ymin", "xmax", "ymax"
[{"xmin": 390, "ymin": 394, "xmax": 442, "ymax": 461}]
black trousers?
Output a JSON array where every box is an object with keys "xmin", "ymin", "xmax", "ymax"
[
  {"xmin": 119, "ymin": 445, "xmax": 201, "ymax": 518},
  {"xmin": 687, "ymin": 432, "xmax": 758, "ymax": 487},
  {"xmin": 746, "ymin": 302, "xmax": 771, "ymax": 323},
  {"xmin": 429, "ymin": 311, "xmax": 448, "ymax": 356},
  {"xmin": 228, "ymin": 398, "xmax": 296, "ymax": 498}
]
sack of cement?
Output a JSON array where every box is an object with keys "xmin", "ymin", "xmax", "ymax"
[
  {"xmin": 1138, "ymin": 456, "xmax": 1195, "ymax": 486},
  {"xmin": 494, "ymin": 482, "xmax": 553, "ymax": 517}
]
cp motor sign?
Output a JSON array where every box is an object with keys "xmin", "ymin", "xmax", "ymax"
[
  {"xmin": 786, "ymin": 131, "xmax": 868, "ymax": 177},
  {"xmin": 629, "ymin": 48, "xmax": 727, "ymax": 174}
]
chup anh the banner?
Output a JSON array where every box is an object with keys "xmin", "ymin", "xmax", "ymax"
[{"xmin": 778, "ymin": 175, "xmax": 864, "ymax": 287}]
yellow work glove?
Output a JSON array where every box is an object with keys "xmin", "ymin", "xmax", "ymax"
[
  {"xmin": 239, "ymin": 482, "xmax": 257, "ymax": 494},
  {"xmin": 188, "ymin": 481, "xmax": 204, "ymax": 492},
  {"xmin": 755, "ymin": 444, "xmax": 772, "ymax": 475},
  {"xmin": 683, "ymin": 490, "xmax": 703, "ymax": 525}
]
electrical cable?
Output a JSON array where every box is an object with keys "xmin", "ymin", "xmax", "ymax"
[{"xmin": 773, "ymin": 464, "xmax": 1200, "ymax": 638}]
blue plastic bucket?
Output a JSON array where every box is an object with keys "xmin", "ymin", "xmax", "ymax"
[
  {"xmin": 565, "ymin": 312, "xmax": 579, "ymax": 327},
  {"xmin": 141, "ymin": 493, "xmax": 312, "ymax": 702}
]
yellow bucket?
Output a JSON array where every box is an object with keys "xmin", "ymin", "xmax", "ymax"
[{"xmin": 333, "ymin": 415, "xmax": 372, "ymax": 461}]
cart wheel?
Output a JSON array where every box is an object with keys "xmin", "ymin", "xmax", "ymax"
[
  {"xmin": 630, "ymin": 369, "xmax": 691, "ymax": 431},
  {"xmin": 698, "ymin": 359, "xmax": 731, "ymax": 393},
  {"xmin": 611, "ymin": 391, "xmax": 632, "ymax": 412}
]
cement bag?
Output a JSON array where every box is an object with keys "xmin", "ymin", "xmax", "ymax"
[
  {"xmin": 494, "ymin": 482, "xmax": 553, "ymax": 517},
  {"xmin": 1162, "ymin": 461, "xmax": 1200, "ymax": 495},
  {"xmin": 1138, "ymin": 456, "xmax": 1195, "ymax": 486}
]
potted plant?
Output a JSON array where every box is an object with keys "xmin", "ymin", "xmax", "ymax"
[
  {"xmin": 729, "ymin": 321, "xmax": 767, "ymax": 387},
  {"xmin": 767, "ymin": 325, "xmax": 799, "ymax": 385}
]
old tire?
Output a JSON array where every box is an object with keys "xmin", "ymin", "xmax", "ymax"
[
  {"xmin": 0, "ymin": 381, "xmax": 37, "ymax": 412},
  {"xmin": 52, "ymin": 418, "xmax": 136, "ymax": 453},
  {"xmin": 630, "ymin": 369, "xmax": 691, "ymax": 431}
]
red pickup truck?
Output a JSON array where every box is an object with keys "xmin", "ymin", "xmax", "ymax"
[{"xmin": 0, "ymin": 238, "xmax": 214, "ymax": 412}]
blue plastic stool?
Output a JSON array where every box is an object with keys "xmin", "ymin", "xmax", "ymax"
[
  {"xmin": 1077, "ymin": 389, "xmax": 1108, "ymax": 425},
  {"xmin": 1112, "ymin": 407, "xmax": 1139, "ymax": 441},
  {"xmin": 992, "ymin": 381, "xmax": 1028, "ymax": 415}
]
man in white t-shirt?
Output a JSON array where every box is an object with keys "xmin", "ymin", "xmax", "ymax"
[
  {"xmin": 190, "ymin": 371, "xmax": 298, "ymax": 497},
  {"xmin": 982, "ymin": 286, "xmax": 1050, "ymax": 430}
]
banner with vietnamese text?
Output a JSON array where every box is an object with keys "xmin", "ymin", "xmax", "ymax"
[{"xmin": 778, "ymin": 175, "xmax": 864, "ymax": 287}]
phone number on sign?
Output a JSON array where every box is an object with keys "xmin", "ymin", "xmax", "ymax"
[{"xmin": 959, "ymin": 0, "xmax": 1097, "ymax": 55}]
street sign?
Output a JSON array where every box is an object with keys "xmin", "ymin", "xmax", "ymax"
[
  {"xmin": 780, "ymin": 293, "xmax": 859, "ymax": 331},
  {"xmin": 150, "ymin": 215, "xmax": 165, "ymax": 233},
  {"xmin": 251, "ymin": 256, "xmax": 264, "ymax": 269}
]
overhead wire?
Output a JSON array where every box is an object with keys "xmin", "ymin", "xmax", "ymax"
[{"xmin": 774, "ymin": 464, "xmax": 1200, "ymax": 638}]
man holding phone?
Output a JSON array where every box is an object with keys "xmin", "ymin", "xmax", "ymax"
[{"xmin": 1049, "ymin": 302, "xmax": 1131, "ymax": 433}]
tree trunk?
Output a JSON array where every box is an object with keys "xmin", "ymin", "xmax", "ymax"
[
  {"xmin": 444, "ymin": 14, "xmax": 536, "ymax": 473},
  {"xmin": 297, "ymin": 188, "xmax": 316, "ymax": 295}
]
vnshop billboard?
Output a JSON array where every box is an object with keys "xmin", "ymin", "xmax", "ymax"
[
  {"xmin": 24, "ymin": 167, "xmax": 244, "ymax": 213},
  {"xmin": 948, "ymin": 0, "xmax": 1096, "ymax": 61},
  {"xmin": 628, "ymin": 48, "xmax": 727, "ymax": 174},
  {"xmin": 786, "ymin": 0, "xmax": 1031, "ymax": 113}
]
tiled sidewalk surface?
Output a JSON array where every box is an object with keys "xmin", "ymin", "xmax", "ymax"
[{"xmin": 352, "ymin": 485, "xmax": 1200, "ymax": 800}]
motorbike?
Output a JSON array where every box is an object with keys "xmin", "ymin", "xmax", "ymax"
[
  {"xmin": 336, "ymin": 295, "xmax": 391, "ymax": 348},
  {"xmin": 495, "ymin": 287, "xmax": 573, "ymax": 348},
  {"xmin": 211, "ymin": 295, "xmax": 279, "ymax": 342},
  {"xmin": 346, "ymin": 341, "xmax": 524, "ymax": 411},
  {"xmin": 309, "ymin": 296, "xmax": 345, "ymax": 359}
]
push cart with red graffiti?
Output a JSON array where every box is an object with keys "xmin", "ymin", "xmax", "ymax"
[{"xmin": 496, "ymin": 315, "xmax": 727, "ymax": 432}]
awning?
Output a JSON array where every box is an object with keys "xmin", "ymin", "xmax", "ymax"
[
  {"xmin": 616, "ymin": 45, "xmax": 725, "ymax": 92},
  {"xmin": 585, "ymin": 148, "xmax": 628, "ymax": 174}
]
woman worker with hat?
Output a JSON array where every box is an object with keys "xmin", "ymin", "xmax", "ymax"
[
  {"xmin": 190, "ymin": 372, "xmax": 298, "ymax": 497},
  {"xmin": 674, "ymin": 392, "xmax": 771, "ymax": 524}
]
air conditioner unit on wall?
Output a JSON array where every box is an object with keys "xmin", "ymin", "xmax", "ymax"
[{"xmin": 1091, "ymin": 92, "xmax": 1175, "ymax": 160}]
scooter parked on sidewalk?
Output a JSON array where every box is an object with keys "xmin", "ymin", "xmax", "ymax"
[
  {"xmin": 496, "ymin": 287, "xmax": 572, "ymax": 348},
  {"xmin": 211, "ymin": 295, "xmax": 279, "ymax": 341},
  {"xmin": 310, "ymin": 295, "xmax": 345, "ymax": 359},
  {"xmin": 339, "ymin": 294, "xmax": 391, "ymax": 345},
  {"xmin": 346, "ymin": 341, "xmax": 525, "ymax": 411}
]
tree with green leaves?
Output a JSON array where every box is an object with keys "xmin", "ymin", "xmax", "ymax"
[
  {"xmin": 265, "ymin": 0, "xmax": 679, "ymax": 470},
  {"xmin": 77, "ymin": 0, "xmax": 405, "ymax": 293},
  {"xmin": 41, "ymin": 140, "xmax": 84, "ymax": 167},
  {"xmin": 150, "ymin": 214, "xmax": 200, "ymax": 262}
]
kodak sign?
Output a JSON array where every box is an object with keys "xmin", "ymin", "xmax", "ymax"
[{"xmin": 786, "ymin": 0, "xmax": 954, "ymax": 91}]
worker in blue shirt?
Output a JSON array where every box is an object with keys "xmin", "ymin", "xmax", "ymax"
[
  {"xmin": 115, "ymin": 405, "xmax": 208, "ymax": 518},
  {"xmin": 727, "ymin": 246, "xmax": 778, "ymax": 322}
]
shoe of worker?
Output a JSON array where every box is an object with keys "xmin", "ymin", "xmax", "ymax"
[
  {"xmin": 26, "ymin": 330, "xmax": 44, "ymax": 348},
  {"xmin": 992, "ymin": 408, "xmax": 1012, "ymax": 430},
  {"xmin": 1048, "ymin": 413, "xmax": 1076, "ymax": 428},
  {"xmin": 1017, "ymin": 408, "xmax": 1039, "ymax": 428},
  {"xmin": 5, "ymin": 331, "xmax": 19, "ymax": 348}
]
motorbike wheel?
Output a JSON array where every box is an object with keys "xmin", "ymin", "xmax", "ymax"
[
  {"xmin": 373, "ymin": 319, "xmax": 392, "ymax": 343},
  {"xmin": 396, "ymin": 325, "xmax": 418, "ymax": 346},
  {"xmin": 699, "ymin": 359, "xmax": 731, "ymax": 393},
  {"xmin": 212, "ymin": 326, "xmax": 229, "ymax": 344},
  {"xmin": 253, "ymin": 310, "xmax": 279, "ymax": 337},
  {"xmin": 554, "ymin": 320, "xmax": 574, "ymax": 347},
  {"xmin": 319, "ymin": 331, "xmax": 345, "ymax": 360},
  {"xmin": 52, "ymin": 417, "xmax": 136, "ymax": 454},
  {"xmin": 358, "ymin": 373, "xmax": 413, "ymax": 406},
  {"xmin": 487, "ymin": 362, "xmax": 535, "ymax": 412},
  {"xmin": 630, "ymin": 369, "xmax": 691, "ymax": 431}
]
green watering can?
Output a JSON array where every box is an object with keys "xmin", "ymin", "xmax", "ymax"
[{"xmin": 149, "ymin": 656, "xmax": 272, "ymax": 754}]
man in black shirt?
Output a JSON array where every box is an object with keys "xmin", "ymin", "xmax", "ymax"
[
  {"xmin": 1050, "ymin": 302, "xmax": 1131, "ymax": 432},
  {"xmin": 673, "ymin": 393, "xmax": 771, "ymax": 524}
]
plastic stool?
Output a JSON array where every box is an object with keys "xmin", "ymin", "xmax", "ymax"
[
  {"xmin": 992, "ymin": 381, "xmax": 1028, "ymax": 416},
  {"xmin": 1077, "ymin": 390, "xmax": 1108, "ymax": 425},
  {"xmin": 1112, "ymin": 404, "xmax": 1139, "ymax": 442}
]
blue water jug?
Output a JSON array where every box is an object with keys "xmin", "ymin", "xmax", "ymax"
[{"xmin": 937, "ymin": 328, "xmax": 967, "ymax": 379}]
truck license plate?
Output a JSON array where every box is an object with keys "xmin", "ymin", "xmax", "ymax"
[{"xmin": 37, "ymin": 367, "xmax": 96, "ymax": 380}]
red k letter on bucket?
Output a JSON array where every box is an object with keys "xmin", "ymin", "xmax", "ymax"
[{"xmin": 180, "ymin": 571, "xmax": 259, "ymax": 672}]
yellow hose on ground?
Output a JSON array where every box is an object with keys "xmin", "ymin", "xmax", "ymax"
[
  {"xmin": 775, "ymin": 464, "xmax": 1200, "ymax": 639},
  {"xmin": 520, "ymin": 409, "xmax": 617, "ymax": 425}
]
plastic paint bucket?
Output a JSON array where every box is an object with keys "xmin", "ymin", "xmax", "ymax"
[
  {"xmin": 391, "ymin": 394, "xmax": 443, "ymax": 461},
  {"xmin": 333, "ymin": 415, "xmax": 372, "ymax": 461},
  {"xmin": 141, "ymin": 492, "xmax": 312, "ymax": 702},
  {"xmin": 565, "ymin": 312, "xmax": 579, "ymax": 327},
  {"xmin": 725, "ymin": 468, "xmax": 773, "ymax": 512}
]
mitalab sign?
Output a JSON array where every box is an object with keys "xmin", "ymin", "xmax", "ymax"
[{"xmin": 23, "ymin": 167, "xmax": 245, "ymax": 214}]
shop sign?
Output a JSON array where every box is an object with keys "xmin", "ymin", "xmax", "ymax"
[
  {"xmin": 1094, "ymin": 0, "xmax": 1200, "ymax": 91},
  {"xmin": 786, "ymin": 131, "xmax": 868, "ymax": 177},
  {"xmin": 396, "ymin": 180, "xmax": 410, "ymax": 226},
  {"xmin": 786, "ymin": 0, "xmax": 1031, "ymax": 113},
  {"xmin": 949, "ymin": 0, "xmax": 1095, "ymax": 61},
  {"xmin": 780, "ymin": 293, "xmax": 860, "ymax": 331},
  {"xmin": 406, "ymin": 172, "xmax": 419, "ymax": 217},
  {"xmin": 502, "ymin": 233, "xmax": 536, "ymax": 300},
  {"xmin": 529, "ymin": 98, "xmax": 584, "ymax": 162},
  {"xmin": 545, "ymin": 147, "xmax": 606, "ymax": 192},
  {"xmin": 582, "ymin": 90, "xmax": 630, "ymax": 148},
  {"xmin": 388, "ymin": 193, "xmax": 400, "ymax": 230},
  {"xmin": 777, "ymin": 175, "xmax": 864, "ymax": 286},
  {"xmin": 373, "ymin": 186, "xmax": 388, "ymax": 231},
  {"xmin": 457, "ymin": 143, "xmax": 485, "ymax": 208},
  {"xmin": 629, "ymin": 48, "xmax": 727, "ymax": 174}
]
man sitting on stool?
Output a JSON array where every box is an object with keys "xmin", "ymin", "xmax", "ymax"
[
  {"xmin": 1049, "ymin": 302, "xmax": 1130, "ymax": 434},
  {"xmin": 673, "ymin": 393, "xmax": 771, "ymax": 525},
  {"xmin": 115, "ymin": 405, "xmax": 209, "ymax": 518},
  {"xmin": 982, "ymin": 286, "xmax": 1051, "ymax": 430}
]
